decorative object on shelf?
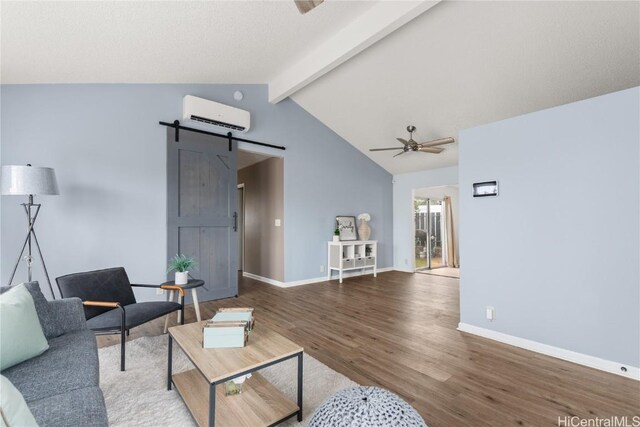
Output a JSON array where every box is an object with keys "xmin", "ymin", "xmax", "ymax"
[
  {"xmin": 309, "ymin": 386, "xmax": 426, "ymax": 427},
  {"xmin": 1, "ymin": 164, "xmax": 60, "ymax": 299},
  {"xmin": 333, "ymin": 228, "xmax": 340, "ymax": 242},
  {"xmin": 357, "ymin": 213, "xmax": 372, "ymax": 241},
  {"xmin": 224, "ymin": 373, "xmax": 252, "ymax": 396},
  {"xmin": 335, "ymin": 216, "xmax": 357, "ymax": 241},
  {"xmin": 167, "ymin": 254, "xmax": 197, "ymax": 285}
]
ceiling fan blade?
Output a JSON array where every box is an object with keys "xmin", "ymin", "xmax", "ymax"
[
  {"xmin": 370, "ymin": 147, "xmax": 404, "ymax": 151},
  {"xmin": 419, "ymin": 137, "xmax": 455, "ymax": 147},
  {"xmin": 418, "ymin": 146, "xmax": 444, "ymax": 154},
  {"xmin": 295, "ymin": 0, "xmax": 324, "ymax": 14},
  {"xmin": 396, "ymin": 138, "xmax": 409, "ymax": 146},
  {"xmin": 393, "ymin": 150, "xmax": 407, "ymax": 158}
]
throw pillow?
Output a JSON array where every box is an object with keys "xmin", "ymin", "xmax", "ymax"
[
  {"xmin": 0, "ymin": 374, "xmax": 38, "ymax": 426},
  {"xmin": 0, "ymin": 283, "xmax": 49, "ymax": 371}
]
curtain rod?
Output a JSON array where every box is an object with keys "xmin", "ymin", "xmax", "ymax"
[{"xmin": 158, "ymin": 120, "xmax": 286, "ymax": 151}]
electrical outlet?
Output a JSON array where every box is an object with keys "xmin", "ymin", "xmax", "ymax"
[
  {"xmin": 320, "ymin": 265, "xmax": 325, "ymax": 273},
  {"xmin": 274, "ymin": 219, "xmax": 281, "ymax": 227},
  {"xmin": 486, "ymin": 306, "xmax": 495, "ymax": 321},
  {"xmin": 156, "ymin": 288, "xmax": 164, "ymax": 295}
]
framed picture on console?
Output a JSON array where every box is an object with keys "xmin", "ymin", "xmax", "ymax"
[{"xmin": 336, "ymin": 216, "xmax": 357, "ymax": 241}]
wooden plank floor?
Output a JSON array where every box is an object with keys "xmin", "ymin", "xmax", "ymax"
[{"xmin": 97, "ymin": 271, "xmax": 640, "ymax": 426}]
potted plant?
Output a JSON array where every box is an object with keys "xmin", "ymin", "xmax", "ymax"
[
  {"xmin": 167, "ymin": 254, "xmax": 198, "ymax": 285},
  {"xmin": 333, "ymin": 228, "xmax": 341, "ymax": 242}
]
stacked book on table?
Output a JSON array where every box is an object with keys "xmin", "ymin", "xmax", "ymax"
[{"xmin": 203, "ymin": 307, "xmax": 254, "ymax": 349}]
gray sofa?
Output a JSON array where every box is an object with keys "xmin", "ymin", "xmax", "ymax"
[{"xmin": 0, "ymin": 282, "xmax": 108, "ymax": 427}]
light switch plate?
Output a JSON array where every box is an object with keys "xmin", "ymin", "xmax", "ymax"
[{"xmin": 275, "ymin": 219, "xmax": 281, "ymax": 227}]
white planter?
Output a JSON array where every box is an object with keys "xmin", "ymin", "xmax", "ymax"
[
  {"xmin": 175, "ymin": 271, "xmax": 189, "ymax": 285},
  {"xmin": 332, "ymin": 235, "xmax": 340, "ymax": 242}
]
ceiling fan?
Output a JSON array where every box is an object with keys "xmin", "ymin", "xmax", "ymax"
[
  {"xmin": 369, "ymin": 126, "xmax": 455, "ymax": 158},
  {"xmin": 295, "ymin": 0, "xmax": 324, "ymax": 14}
]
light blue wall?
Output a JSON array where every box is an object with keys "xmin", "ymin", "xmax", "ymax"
[
  {"xmin": 459, "ymin": 87, "xmax": 639, "ymax": 367},
  {"xmin": 392, "ymin": 166, "xmax": 458, "ymax": 272},
  {"xmin": 1, "ymin": 84, "xmax": 393, "ymax": 299}
]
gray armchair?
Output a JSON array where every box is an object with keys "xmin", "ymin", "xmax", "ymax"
[{"xmin": 55, "ymin": 267, "xmax": 185, "ymax": 371}]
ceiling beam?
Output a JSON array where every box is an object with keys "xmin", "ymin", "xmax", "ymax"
[{"xmin": 268, "ymin": 0, "xmax": 441, "ymax": 104}]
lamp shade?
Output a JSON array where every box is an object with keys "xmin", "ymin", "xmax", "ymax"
[{"xmin": 0, "ymin": 165, "xmax": 59, "ymax": 196}]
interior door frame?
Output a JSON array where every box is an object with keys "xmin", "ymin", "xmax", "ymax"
[{"xmin": 237, "ymin": 183, "xmax": 245, "ymax": 272}]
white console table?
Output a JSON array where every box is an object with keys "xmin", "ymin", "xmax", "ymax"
[{"xmin": 327, "ymin": 240, "xmax": 377, "ymax": 283}]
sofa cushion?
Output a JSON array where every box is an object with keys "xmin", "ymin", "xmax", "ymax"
[
  {"xmin": 0, "ymin": 374, "xmax": 38, "ymax": 427},
  {"xmin": 0, "ymin": 283, "xmax": 50, "ymax": 370},
  {"xmin": 87, "ymin": 301, "xmax": 181, "ymax": 330},
  {"xmin": 2, "ymin": 329, "xmax": 99, "ymax": 403},
  {"xmin": 28, "ymin": 385, "xmax": 108, "ymax": 427},
  {"xmin": 23, "ymin": 281, "xmax": 68, "ymax": 339}
]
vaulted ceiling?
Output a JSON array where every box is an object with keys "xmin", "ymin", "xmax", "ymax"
[
  {"xmin": 291, "ymin": 1, "xmax": 640, "ymax": 174},
  {"xmin": 0, "ymin": 0, "xmax": 375, "ymax": 83},
  {"xmin": 2, "ymin": 1, "xmax": 639, "ymax": 175}
]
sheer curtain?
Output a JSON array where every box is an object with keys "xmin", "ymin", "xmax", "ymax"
[{"xmin": 443, "ymin": 196, "xmax": 459, "ymax": 268}]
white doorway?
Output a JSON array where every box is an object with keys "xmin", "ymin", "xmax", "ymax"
[
  {"xmin": 236, "ymin": 149, "xmax": 285, "ymax": 282},
  {"xmin": 413, "ymin": 185, "xmax": 460, "ymax": 275}
]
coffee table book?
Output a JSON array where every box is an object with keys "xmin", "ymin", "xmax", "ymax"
[{"xmin": 168, "ymin": 321, "xmax": 303, "ymax": 427}]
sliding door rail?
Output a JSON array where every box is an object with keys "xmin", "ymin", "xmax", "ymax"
[{"xmin": 159, "ymin": 120, "xmax": 286, "ymax": 151}]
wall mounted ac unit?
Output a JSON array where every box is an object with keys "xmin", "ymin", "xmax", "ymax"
[{"xmin": 182, "ymin": 95, "xmax": 250, "ymax": 133}]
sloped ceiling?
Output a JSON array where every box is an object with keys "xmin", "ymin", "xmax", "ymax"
[
  {"xmin": 2, "ymin": 1, "xmax": 638, "ymax": 175},
  {"xmin": 0, "ymin": 0, "xmax": 375, "ymax": 83},
  {"xmin": 291, "ymin": 1, "xmax": 640, "ymax": 174}
]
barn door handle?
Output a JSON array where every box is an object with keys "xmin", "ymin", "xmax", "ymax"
[{"xmin": 233, "ymin": 212, "xmax": 238, "ymax": 232}]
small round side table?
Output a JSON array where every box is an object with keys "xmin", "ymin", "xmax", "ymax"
[{"xmin": 162, "ymin": 279, "xmax": 205, "ymax": 333}]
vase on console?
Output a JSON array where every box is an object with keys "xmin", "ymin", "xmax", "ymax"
[
  {"xmin": 357, "ymin": 213, "xmax": 372, "ymax": 241},
  {"xmin": 358, "ymin": 221, "xmax": 371, "ymax": 241}
]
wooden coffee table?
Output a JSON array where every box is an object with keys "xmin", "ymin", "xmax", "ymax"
[{"xmin": 167, "ymin": 321, "xmax": 303, "ymax": 427}]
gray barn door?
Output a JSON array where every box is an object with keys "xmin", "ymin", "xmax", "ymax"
[{"xmin": 167, "ymin": 129, "xmax": 238, "ymax": 302}]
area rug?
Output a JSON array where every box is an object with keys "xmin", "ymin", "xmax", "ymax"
[{"xmin": 98, "ymin": 335, "xmax": 358, "ymax": 426}]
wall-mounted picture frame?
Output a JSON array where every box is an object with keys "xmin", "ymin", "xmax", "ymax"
[{"xmin": 336, "ymin": 216, "xmax": 357, "ymax": 241}]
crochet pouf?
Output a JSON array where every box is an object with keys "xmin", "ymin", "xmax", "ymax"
[{"xmin": 308, "ymin": 386, "xmax": 427, "ymax": 427}]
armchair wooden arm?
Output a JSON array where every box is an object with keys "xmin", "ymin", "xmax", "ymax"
[
  {"xmin": 83, "ymin": 301, "xmax": 121, "ymax": 308},
  {"xmin": 160, "ymin": 285, "xmax": 185, "ymax": 297}
]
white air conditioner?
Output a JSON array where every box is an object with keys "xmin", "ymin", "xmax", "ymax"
[{"xmin": 182, "ymin": 95, "xmax": 250, "ymax": 133}]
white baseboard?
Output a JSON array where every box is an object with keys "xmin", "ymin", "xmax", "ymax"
[
  {"xmin": 243, "ymin": 268, "xmax": 394, "ymax": 288},
  {"xmin": 457, "ymin": 323, "xmax": 639, "ymax": 380}
]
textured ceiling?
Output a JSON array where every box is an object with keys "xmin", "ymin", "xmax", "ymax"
[
  {"xmin": 292, "ymin": 1, "xmax": 640, "ymax": 174},
  {"xmin": 2, "ymin": 1, "xmax": 638, "ymax": 176},
  {"xmin": 0, "ymin": 0, "xmax": 375, "ymax": 83}
]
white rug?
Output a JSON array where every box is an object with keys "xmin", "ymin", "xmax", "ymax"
[{"xmin": 98, "ymin": 335, "xmax": 358, "ymax": 426}]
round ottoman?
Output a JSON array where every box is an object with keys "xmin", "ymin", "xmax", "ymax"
[{"xmin": 308, "ymin": 386, "xmax": 427, "ymax": 427}]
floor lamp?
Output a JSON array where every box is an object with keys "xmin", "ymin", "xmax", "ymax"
[{"xmin": 1, "ymin": 164, "xmax": 60, "ymax": 298}]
